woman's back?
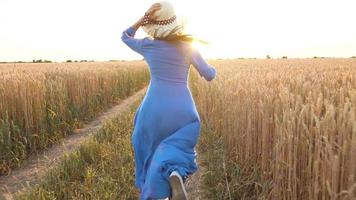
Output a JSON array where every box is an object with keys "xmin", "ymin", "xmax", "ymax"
[
  {"xmin": 142, "ymin": 39, "xmax": 192, "ymax": 84},
  {"xmin": 121, "ymin": 27, "xmax": 217, "ymax": 84}
]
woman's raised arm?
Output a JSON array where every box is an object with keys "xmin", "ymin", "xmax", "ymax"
[
  {"xmin": 121, "ymin": 25, "xmax": 144, "ymax": 54},
  {"xmin": 121, "ymin": 3, "xmax": 161, "ymax": 54},
  {"xmin": 190, "ymin": 49, "xmax": 217, "ymax": 81}
]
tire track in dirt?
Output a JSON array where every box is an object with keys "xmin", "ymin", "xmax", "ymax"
[
  {"xmin": 186, "ymin": 154, "xmax": 205, "ymax": 200},
  {"xmin": 0, "ymin": 87, "xmax": 147, "ymax": 200}
]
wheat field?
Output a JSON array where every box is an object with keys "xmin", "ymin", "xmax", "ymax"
[
  {"xmin": 190, "ymin": 58, "xmax": 356, "ymax": 199},
  {"xmin": 0, "ymin": 61, "xmax": 149, "ymax": 175},
  {"xmin": 2, "ymin": 59, "xmax": 356, "ymax": 200}
]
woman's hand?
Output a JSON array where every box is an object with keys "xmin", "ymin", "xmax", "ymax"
[
  {"xmin": 145, "ymin": 3, "xmax": 161, "ymax": 20},
  {"xmin": 130, "ymin": 3, "xmax": 161, "ymax": 31}
]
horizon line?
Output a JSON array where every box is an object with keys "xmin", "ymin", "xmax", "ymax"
[{"xmin": 1, "ymin": 56, "xmax": 356, "ymax": 64}]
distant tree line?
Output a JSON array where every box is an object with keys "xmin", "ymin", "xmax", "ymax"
[
  {"xmin": 33, "ymin": 59, "xmax": 52, "ymax": 63},
  {"xmin": 265, "ymin": 55, "xmax": 287, "ymax": 59},
  {"xmin": 65, "ymin": 60, "xmax": 95, "ymax": 63}
]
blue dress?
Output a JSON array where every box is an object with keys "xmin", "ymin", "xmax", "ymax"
[{"xmin": 121, "ymin": 27, "xmax": 217, "ymax": 199}]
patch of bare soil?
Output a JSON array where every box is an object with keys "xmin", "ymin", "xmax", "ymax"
[{"xmin": 186, "ymin": 155, "xmax": 204, "ymax": 200}]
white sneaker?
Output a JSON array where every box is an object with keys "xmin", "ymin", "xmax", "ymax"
[{"xmin": 169, "ymin": 171, "xmax": 188, "ymax": 200}]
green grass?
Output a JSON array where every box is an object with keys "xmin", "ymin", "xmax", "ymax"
[{"xmin": 17, "ymin": 100, "xmax": 142, "ymax": 200}]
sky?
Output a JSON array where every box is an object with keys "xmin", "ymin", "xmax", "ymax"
[{"xmin": 0, "ymin": 0, "xmax": 356, "ymax": 62}]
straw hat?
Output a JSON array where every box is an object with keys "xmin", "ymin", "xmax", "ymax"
[{"xmin": 142, "ymin": 1, "xmax": 186, "ymax": 39}]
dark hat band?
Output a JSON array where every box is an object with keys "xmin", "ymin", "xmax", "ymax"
[
  {"xmin": 154, "ymin": 15, "xmax": 176, "ymax": 25},
  {"xmin": 142, "ymin": 13, "xmax": 176, "ymax": 26}
]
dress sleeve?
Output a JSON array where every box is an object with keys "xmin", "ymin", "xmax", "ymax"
[
  {"xmin": 121, "ymin": 27, "xmax": 145, "ymax": 54},
  {"xmin": 190, "ymin": 48, "xmax": 217, "ymax": 81}
]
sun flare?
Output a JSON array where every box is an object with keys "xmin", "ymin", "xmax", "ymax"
[
  {"xmin": 191, "ymin": 40, "xmax": 200, "ymax": 50},
  {"xmin": 190, "ymin": 39, "xmax": 212, "ymax": 54}
]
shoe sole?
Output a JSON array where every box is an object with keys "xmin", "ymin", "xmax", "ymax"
[{"xmin": 169, "ymin": 174, "xmax": 188, "ymax": 200}]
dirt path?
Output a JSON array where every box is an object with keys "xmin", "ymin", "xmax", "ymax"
[
  {"xmin": 186, "ymin": 154, "xmax": 204, "ymax": 200},
  {"xmin": 0, "ymin": 87, "xmax": 147, "ymax": 200}
]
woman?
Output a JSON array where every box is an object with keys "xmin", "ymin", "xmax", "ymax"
[{"xmin": 121, "ymin": 1, "xmax": 216, "ymax": 200}]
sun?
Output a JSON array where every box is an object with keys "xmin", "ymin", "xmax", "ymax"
[
  {"xmin": 191, "ymin": 39, "xmax": 211, "ymax": 51},
  {"xmin": 191, "ymin": 40, "xmax": 200, "ymax": 50}
]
